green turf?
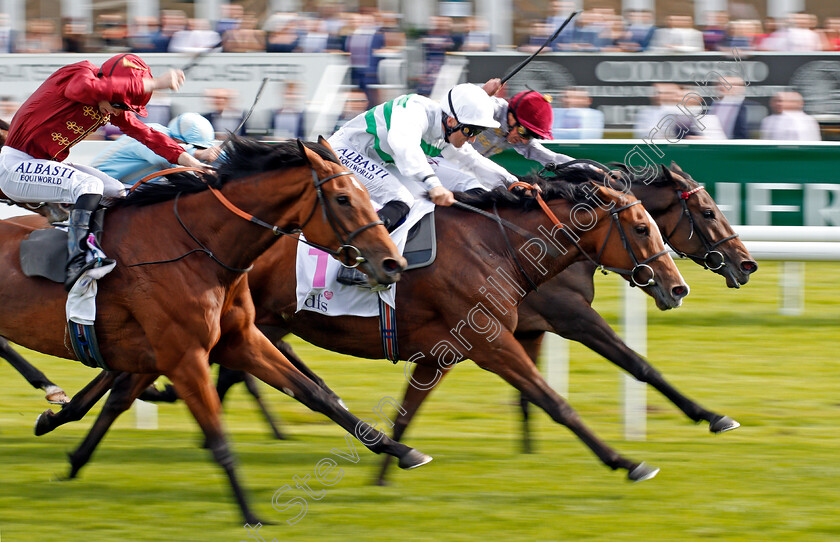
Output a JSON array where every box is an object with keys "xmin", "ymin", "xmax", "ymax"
[{"xmin": 1, "ymin": 261, "xmax": 839, "ymax": 541}]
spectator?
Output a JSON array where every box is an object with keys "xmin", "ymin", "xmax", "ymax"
[
  {"xmin": 705, "ymin": 76, "xmax": 760, "ymax": 139},
  {"xmin": 17, "ymin": 19, "xmax": 62, "ymax": 54},
  {"xmin": 296, "ymin": 17, "xmax": 329, "ymax": 53},
  {"xmin": 0, "ymin": 13, "xmax": 14, "ymax": 53},
  {"xmin": 761, "ymin": 13, "xmax": 823, "ymax": 51},
  {"xmin": 0, "ymin": 96, "xmax": 19, "ymax": 124},
  {"xmin": 821, "ymin": 18, "xmax": 840, "ymax": 51},
  {"xmin": 648, "ymin": 15, "xmax": 705, "ymax": 53},
  {"xmin": 265, "ymin": 15, "xmax": 299, "ymax": 53},
  {"xmin": 378, "ymin": 11, "xmax": 406, "ymax": 51},
  {"xmin": 168, "ymin": 18, "xmax": 221, "ymax": 53},
  {"xmin": 334, "ymin": 90, "xmax": 369, "ymax": 131},
  {"xmin": 418, "ymin": 16, "xmax": 455, "ymax": 95},
  {"xmin": 270, "ymin": 81, "xmax": 305, "ymax": 140},
  {"xmin": 633, "ymin": 83, "xmax": 694, "ymax": 140},
  {"xmin": 552, "ymin": 88, "xmax": 604, "ymax": 139},
  {"xmin": 222, "ymin": 12, "xmax": 265, "ymax": 52},
  {"xmin": 760, "ymin": 92, "xmax": 821, "ymax": 141},
  {"xmin": 458, "ymin": 16, "xmax": 491, "ymax": 51},
  {"xmin": 148, "ymin": 10, "xmax": 186, "ymax": 53},
  {"xmin": 203, "ymin": 88, "xmax": 246, "ymax": 137},
  {"xmin": 346, "ymin": 14, "xmax": 386, "ymax": 103},
  {"xmin": 128, "ymin": 16, "xmax": 162, "ymax": 53},
  {"xmin": 620, "ymin": 9, "xmax": 656, "ymax": 51},
  {"xmin": 520, "ymin": 21, "xmax": 556, "ymax": 53},
  {"xmin": 96, "ymin": 13, "xmax": 130, "ymax": 53},
  {"xmin": 702, "ymin": 10, "xmax": 730, "ymax": 51},
  {"xmin": 546, "ymin": 0, "xmax": 577, "ymax": 50},
  {"xmin": 216, "ymin": 3, "xmax": 243, "ymax": 36}
]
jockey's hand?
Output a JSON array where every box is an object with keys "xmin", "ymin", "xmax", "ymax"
[
  {"xmin": 194, "ymin": 145, "xmax": 222, "ymax": 163},
  {"xmin": 483, "ymin": 78, "xmax": 503, "ymax": 97},
  {"xmin": 428, "ymin": 186, "xmax": 455, "ymax": 206},
  {"xmin": 177, "ymin": 151, "xmax": 213, "ymax": 173},
  {"xmin": 146, "ymin": 69, "xmax": 186, "ymax": 93}
]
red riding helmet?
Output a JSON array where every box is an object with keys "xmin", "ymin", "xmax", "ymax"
[
  {"xmin": 97, "ymin": 53, "xmax": 154, "ymax": 117},
  {"xmin": 508, "ymin": 90, "xmax": 554, "ymax": 139}
]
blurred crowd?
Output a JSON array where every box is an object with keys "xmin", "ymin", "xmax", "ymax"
[{"xmin": 0, "ymin": 1, "xmax": 830, "ymax": 142}]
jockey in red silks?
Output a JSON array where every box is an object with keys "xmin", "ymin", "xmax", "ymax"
[{"xmin": 0, "ymin": 53, "xmax": 208, "ymax": 290}]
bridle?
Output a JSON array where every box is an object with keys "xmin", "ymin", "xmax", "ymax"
[
  {"xmin": 127, "ymin": 164, "xmax": 382, "ymax": 271},
  {"xmin": 662, "ymin": 185, "xmax": 739, "ymax": 271},
  {"xmin": 509, "ymin": 182, "xmax": 669, "ymax": 288}
]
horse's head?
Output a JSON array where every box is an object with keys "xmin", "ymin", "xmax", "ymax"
[
  {"xmin": 630, "ymin": 162, "xmax": 757, "ymax": 289},
  {"xmin": 585, "ymin": 184, "xmax": 689, "ymax": 310},
  {"xmin": 298, "ymin": 137, "xmax": 406, "ymax": 285}
]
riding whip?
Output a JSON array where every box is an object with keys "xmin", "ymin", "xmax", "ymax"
[
  {"xmin": 181, "ymin": 40, "xmax": 224, "ymax": 75},
  {"xmin": 499, "ymin": 11, "xmax": 580, "ymax": 85}
]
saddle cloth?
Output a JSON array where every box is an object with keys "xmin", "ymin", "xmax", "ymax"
[{"xmin": 295, "ymin": 199, "xmax": 434, "ymax": 317}]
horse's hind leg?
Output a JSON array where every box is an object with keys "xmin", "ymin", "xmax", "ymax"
[
  {"xmin": 375, "ymin": 363, "xmax": 452, "ymax": 486},
  {"xmin": 0, "ymin": 337, "xmax": 69, "ymax": 404},
  {"xmin": 215, "ymin": 366, "xmax": 285, "ymax": 440},
  {"xmin": 546, "ymin": 299, "xmax": 738, "ymax": 433},
  {"xmin": 66, "ymin": 372, "xmax": 159, "ymax": 479},
  {"xmin": 241, "ymin": 372, "xmax": 285, "ymax": 440},
  {"xmin": 474, "ymin": 333, "xmax": 658, "ymax": 482},
  {"xmin": 35, "ymin": 370, "xmax": 117, "ymax": 436},
  {"xmin": 514, "ymin": 331, "xmax": 545, "ymax": 454}
]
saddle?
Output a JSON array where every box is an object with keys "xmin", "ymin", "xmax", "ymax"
[
  {"xmin": 403, "ymin": 210, "xmax": 436, "ymax": 270},
  {"xmin": 19, "ymin": 208, "xmax": 106, "ymax": 283},
  {"xmin": 0, "ymin": 188, "xmax": 71, "ymax": 224}
]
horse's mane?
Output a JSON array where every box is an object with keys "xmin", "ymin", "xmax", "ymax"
[
  {"xmin": 123, "ymin": 136, "xmax": 340, "ymax": 207},
  {"xmin": 454, "ymin": 171, "xmax": 617, "ymax": 211},
  {"xmin": 608, "ymin": 161, "xmax": 698, "ymax": 189}
]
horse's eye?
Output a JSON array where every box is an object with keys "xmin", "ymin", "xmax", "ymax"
[
  {"xmin": 336, "ymin": 195, "xmax": 350, "ymax": 206},
  {"xmin": 702, "ymin": 209, "xmax": 715, "ymax": 219},
  {"xmin": 635, "ymin": 224, "xmax": 649, "ymax": 235}
]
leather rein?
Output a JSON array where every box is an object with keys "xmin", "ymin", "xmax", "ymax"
[{"xmin": 126, "ymin": 165, "xmax": 382, "ymax": 272}]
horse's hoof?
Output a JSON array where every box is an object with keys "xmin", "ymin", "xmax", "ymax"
[
  {"xmin": 34, "ymin": 410, "xmax": 54, "ymax": 436},
  {"xmin": 628, "ymin": 462, "xmax": 660, "ymax": 482},
  {"xmin": 397, "ymin": 449, "xmax": 433, "ymax": 470},
  {"xmin": 710, "ymin": 415, "xmax": 740, "ymax": 433},
  {"xmin": 44, "ymin": 386, "xmax": 70, "ymax": 405}
]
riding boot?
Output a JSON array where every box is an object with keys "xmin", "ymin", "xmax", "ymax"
[{"xmin": 65, "ymin": 194, "xmax": 114, "ymax": 291}]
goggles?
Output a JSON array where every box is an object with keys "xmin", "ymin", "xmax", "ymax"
[
  {"xmin": 458, "ymin": 124, "xmax": 485, "ymax": 138},
  {"xmin": 109, "ymin": 102, "xmax": 131, "ymax": 111},
  {"xmin": 513, "ymin": 123, "xmax": 538, "ymax": 141}
]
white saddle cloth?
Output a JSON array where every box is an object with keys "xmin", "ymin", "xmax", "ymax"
[{"xmin": 295, "ymin": 199, "xmax": 434, "ymax": 317}]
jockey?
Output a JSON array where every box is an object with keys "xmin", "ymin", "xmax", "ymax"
[
  {"xmin": 91, "ymin": 112, "xmax": 222, "ymax": 186},
  {"xmin": 327, "ymin": 83, "xmax": 517, "ymax": 286},
  {"xmin": 328, "ymin": 82, "xmax": 516, "ymax": 228},
  {"xmin": 0, "ymin": 53, "xmax": 208, "ymax": 290},
  {"xmin": 471, "ymin": 78, "xmax": 587, "ymax": 169}
]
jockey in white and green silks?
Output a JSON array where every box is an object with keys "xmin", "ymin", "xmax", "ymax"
[{"xmin": 327, "ymin": 83, "xmax": 517, "ymax": 231}]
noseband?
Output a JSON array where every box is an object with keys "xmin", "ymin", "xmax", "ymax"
[{"xmin": 662, "ymin": 185, "xmax": 739, "ymax": 271}]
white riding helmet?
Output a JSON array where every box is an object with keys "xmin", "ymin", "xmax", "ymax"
[
  {"xmin": 440, "ymin": 83, "xmax": 500, "ymax": 129},
  {"xmin": 167, "ymin": 113, "xmax": 215, "ymax": 149}
]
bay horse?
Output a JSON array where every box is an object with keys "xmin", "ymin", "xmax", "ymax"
[
  {"xmin": 0, "ymin": 136, "xmax": 434, "ymax": 523},
  {"xmin": 39, "ymin": 175, "xmax": 689, "ymax": 483}
]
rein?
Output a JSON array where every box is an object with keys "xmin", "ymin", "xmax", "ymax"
[
  {"xmin": 662, "ymin": 185, "xmax": 739, "ymax": 271},
  {"xmin": 126, "ymin": 161, "xmax": 382, "ymax": 271}
]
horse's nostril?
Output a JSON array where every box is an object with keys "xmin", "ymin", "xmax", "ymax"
[
  {"xmin": 671, "ymin": 285, "xmax": 689, "ymax": 299},
  {"xmin": 741, "ymin": 260, "xmax": 758, "ymax": 274},
  {"xmin": 382, "ymin": 257, "xmax": 402, "ymax": 275}
]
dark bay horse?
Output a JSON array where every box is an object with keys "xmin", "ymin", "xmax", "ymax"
[
  {"xmin": 0, "ymin": 136, "xmax": 433, "ymax": 523},
  {"xmin": 46, "ymin": 177, "xmax": 689, "ymax": 483},
  {"xmin": 509, "ymin": 162, "xmax": 757, "ymax": 455}
]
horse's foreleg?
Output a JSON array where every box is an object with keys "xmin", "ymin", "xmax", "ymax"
[
  {"xmin": 66, "ymin": 372, "xmax": 159, "ymax": 479},
  {"xmin": 548, "ymin": 301, "xmax": 737, "ymax": 432},
  {"xmin": 375, "ymin": 363, "xmax": 451, "ymax": 486},
  {"xmin": 514, "ymin": 331, "xmax": 545, "ymax": 454},
  {"xmin": 473, "ymin": 334, "xmax": 658, "ymax": 482},
  {"xmin": 241, "ymin": 372, "xmax": 285, "ymax": 440},
  {"xmin": 165, "ymin": 355, "xmax": 263, "ymax": 525},
  {"xmin": 216, "ymin": 327, "xmax": 431, "ymax": 469},
  {"xmin": 34, "ymin": 370, "xmax": 117, "ymax": 436},
  {"xmin": 0, "ymin": 337, "xmax": 68, "ymax": 404}
]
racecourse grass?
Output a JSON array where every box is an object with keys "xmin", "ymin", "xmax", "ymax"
[{"xmin": 1, "ymin": 261, "xmax": 839, "ymax": 541}]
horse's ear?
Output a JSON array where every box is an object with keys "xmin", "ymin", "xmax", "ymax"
[
  {"xmin": 297, "ymin": 139, "xmax": 321, "ymax": 167},
  {"xmin": 659, "ymin": 163, "xmax": 672, "ymax": 181},
  {"xmin": 670, "ymin": 161, "xmax": 685, "ymax": 173}
]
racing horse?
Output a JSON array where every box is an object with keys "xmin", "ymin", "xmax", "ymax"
[
  {"xmin": 0, "ymin": 136, "xmax": 432, "ymax": 523},
  {"xmin": 39, "ymin": 174, "xmax": 689, "ymax": 483}
]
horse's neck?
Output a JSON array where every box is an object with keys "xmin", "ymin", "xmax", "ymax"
[{"xmin": 179, "ymin": 168, "xmax": 315, "ymax": 275}]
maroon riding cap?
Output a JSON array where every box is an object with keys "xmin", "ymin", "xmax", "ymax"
[{"xmin": 98, "ymin": 53, "xmax": 154, "ymax": 117}]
